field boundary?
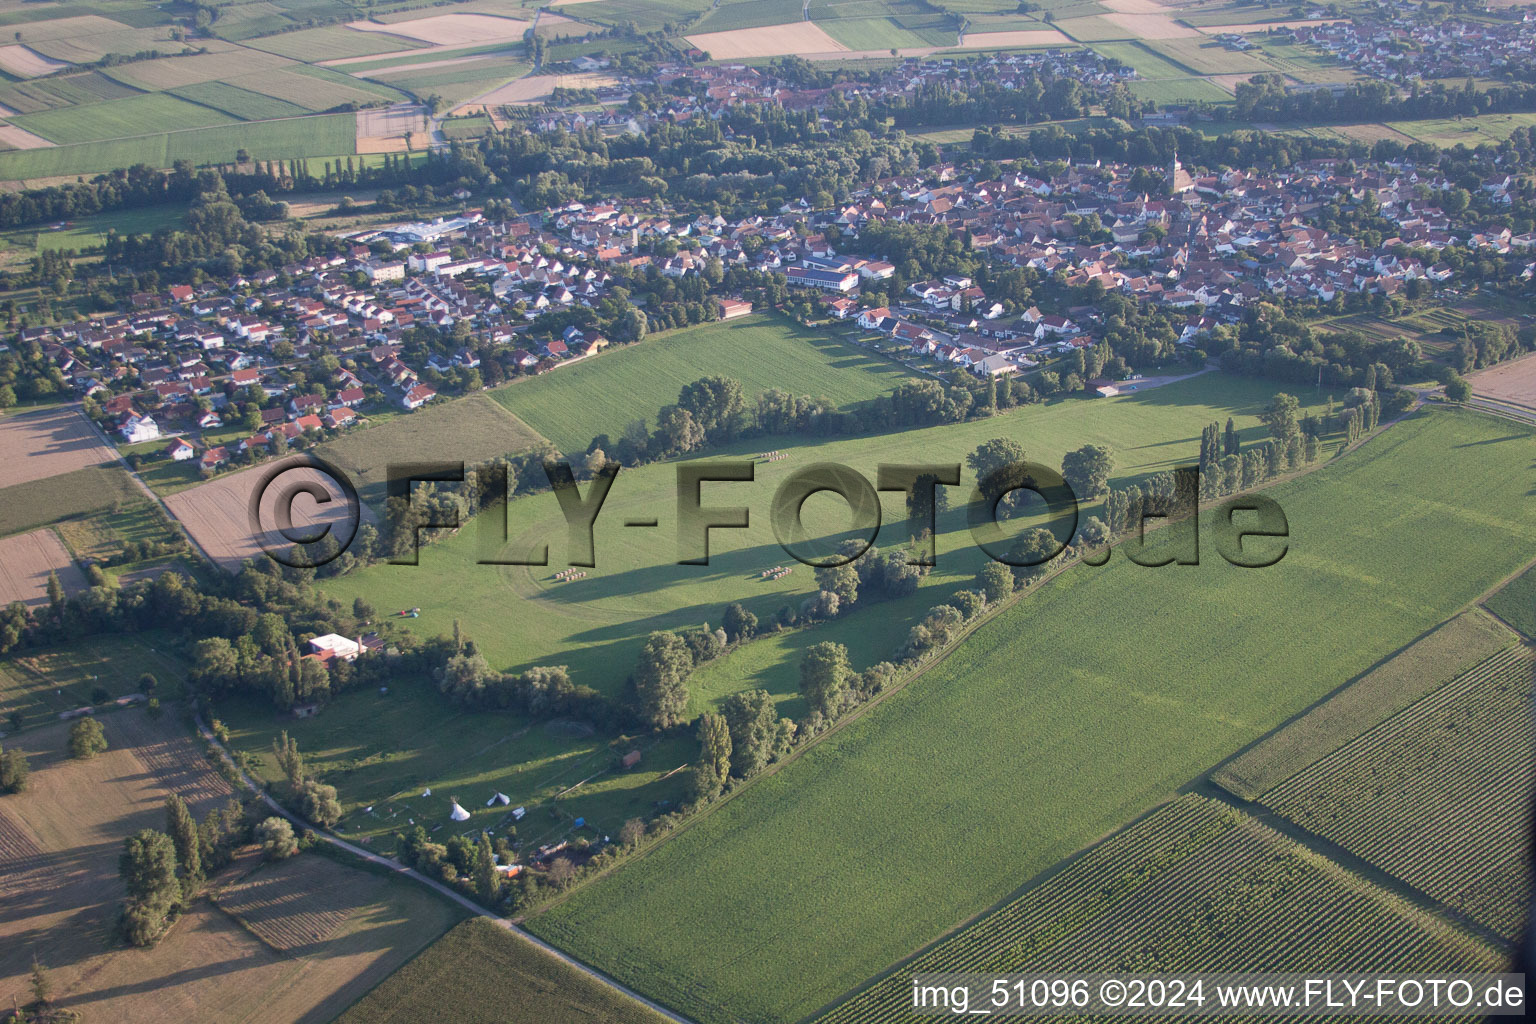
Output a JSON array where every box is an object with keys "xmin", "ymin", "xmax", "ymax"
[{"xmin": 190, "ymin": 713, "xmax": 698, "ymax": 1024}]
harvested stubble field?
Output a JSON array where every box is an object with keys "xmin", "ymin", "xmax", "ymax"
[
  {"xmin": 526, "ymin": 410, "xmax": 1536, "ymax": 1024},
  {"xmin": 163, "ymin": 456, "xmax": 373, "ymax": 572},
  {"xmin": 1467, "ymin": 352, "xmax": 1536, "ymax": 410},
  {"xmin": 348, "ymin": 13, "xmax": 533, "ymax": 47},
  {"xmin": 820, "ymin": 796, "xmax": 1503, "ymax": 1024},
  {"xmin": 685, "ymin": 22, "xmax": 852, "ymax": 59},
  {"xmin": 336, "ymin": 917, "xmax": 672, "ymax": 1024},
  {"xmin": 0, "ymin": 705, "xmax": 462, "ymax": 1021},
  {"xmin": 0, "ymin": 527, "xmax": 86, "ymax": 609},
  {"xmin": 1212, "ymin": 609, "xmax": 1516, "ymax": 801},
  {"xmin": 1261, "ymin": 645, "xmax": 1536, "ymax": 941},
  {"xmin": 0, "ymin": 405, "xmax": 117, "ymax": 486}
]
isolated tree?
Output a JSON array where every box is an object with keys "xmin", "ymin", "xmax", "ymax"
[
  {"xmin": 905, "ymin": 472, "xmax": 951, "ymax": 532},
  {"xmin": 298, "ymin": 779, "xmax": 341, "ymax": 828},
  {"xmin": 473, "ymin": 831, "xmax": 500, "ymax": 905},
  {"xmin": 69, "ymin": 717, "xmax": 107, "ymax": 760},
  {"xmin": 813, "ymin": 562, "xmax": 859, "ymax": 608},
  {"xmin": 137, "ymin": 673, "xmax": 158, "ymax": 695},
  {"xmin": 619, "ymin": 817, "xmax": 646, "ymax": 848},
  {"xmin": 255, "ymin": 817, "xmax": 298, "ymax": 861},
  {"xmin": 720, "ymin": 689, "xmax": 776, "ymax": 780},
  {"xmin": 0, "ymin": 743, "xmax": 30, "ymax": 793},
  {"xmin": 721, "ymin": 602, "xmax": 757, "ymax": 644},
  {"xmin": 165, "ymin": 794, "xmax": 202, "ymax": 895},
  {"xmin": 632, "ymin": 631, "xmax": 692, "ymax": 728},
  {"xmin": 29, "ymin": 956, "xmax": 52, "ymax": 1008},
  {"xmin": 1061, "ymin": 444, "xmax": 1113, "ymax": 501},
  {"xmin": 1007, "ymin": 527, "xmax": 1062, "ymax": 584},
  {"xmin": 546, "ymin": 855, "xmax": 576, "ymax": 888},
  {"xmin": 119, "ymin": 828, "xmax": 179, "ymax": 946},
  {"xmin": 1445, "ymin": 376, "xmax": 1471, "ymax": 402},
  {"xmin": 272, "ymin": 730, "xmax": 306, "ymax": 792},
  {"xmin": 799, "ymin": 642, "xmax": 851, "ymax": 718},
  {"xmin": 46, "ymin": 570, "xmax": 63, "ymax": 609}
]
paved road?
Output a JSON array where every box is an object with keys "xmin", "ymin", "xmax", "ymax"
[{"xmin": 193, "ymin": 715, "xmax": 695, "ymax": 1024}]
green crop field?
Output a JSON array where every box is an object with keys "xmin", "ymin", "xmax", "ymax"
[
  {"xmin": 169, "ymin": 81, "xmax": 312, "ymax": 121},
  {"xmin": 336, "ymin": 918, "xmax": 673, "ymax": 1024},
  {"xmin": 0, "ymin": 113, "xmax": 358, "ymax": 180},
  {"xmin": 1261, "ymin": 646, "xmax": 1536, "ymax": 941},
  {"xmin": 0, "ymin": 464, "xmax": 143, "ymax": 538},
  {"xmin": 326, "ymin": 373, "xmax": 1333, "ymax": 705},
  {"xmin": 821, "ymin": 795, "xmax": 1501, "ymax": 1024},
  {"xmin": 577, "ymin": 0, "xmax": 714, "ymax": 34},
  {"xmin": 0, "ymin": 631, "xmax": 187, "ymax": 731},
  {"xmin": 1485, "ymin": 560, "xmax": 1536, "ymax": 638},
  {"xmin": 1091, "ymin": 40, "xmax": 1200, "ymax": 81},
  {"xmin": 1053, "ymin": 15, "xmax": 1135, "ymax": 43},
  {"xmin": 691, "ymin": 1, "xmax": 805, "ymax": 34},
  {"xmin": 1212, "ymin": 609, "xmax": 1516, "ymax": 801},
  {"xmin": 9, "ymin": 92, "xmax": 235, "ymax": 145},
  {"xmin": 816, "ymin": 17, "xmax": 958, "ymax": 51},
  {"xmin": 52, "ymin": 500, "xmax": 174, "ymax": 563},
  {"xmin": 440, "ymin": 113, "xmax": 493, "ymax": 139},
  {"xmin": 316, "ymin": 394, "xmax": 550, "ymax": 508},
  {"xmin": 523, "ymin": 409, "xmax": 1536, "ymax": 1024},
  {"xmin": 1388, "ymin": 112, "xmax": 1536, "ymax": 148},
  {"xmin": 368, "ymin": 61, "xmax": 528, "ymax": 106},
  {"xmin": 489, "ymin": 315, "xmax": 919, "ymax": 455}
]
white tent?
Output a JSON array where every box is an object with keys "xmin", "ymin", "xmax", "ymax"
[
  {"xmin": 449, "ymin": 801, "xmax": 471, "ymax": 822},
  {"xmin": 487, "ymin": 792, "xmax": 510, "ymax": 807},
  {"xmin": 421, "ymin": 787, "xmax": 431, "ymax": 797},
  {"xmin": 512, "ymin": 806, "xmax": 526, "ymax": 820}
]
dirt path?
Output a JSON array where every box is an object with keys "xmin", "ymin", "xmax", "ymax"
[{"xmin": 192, "ymin": 714, "xmax": 697, "ymax": 1024}]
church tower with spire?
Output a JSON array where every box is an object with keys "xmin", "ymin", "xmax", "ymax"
[{"xmin": 1168, "ymin": 150, "xmax": 1194, "ymax": 194}]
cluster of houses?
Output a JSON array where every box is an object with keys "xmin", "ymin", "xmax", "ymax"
[{"xmin": 1284, "ymin": 4, "xmax": 1536, "ymax": 84}]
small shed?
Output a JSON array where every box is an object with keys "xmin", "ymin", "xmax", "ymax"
[{"xmin": 621, "ymin": 749, "xmax": 642, "ymax": 769}]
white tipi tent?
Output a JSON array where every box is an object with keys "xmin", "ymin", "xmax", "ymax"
[
  {"xmin": 449, "ymin": 800, "xmax": 471, "ymax": 822},
  {"xmin": 486, "ymin": 792, "xmax": 510, "ymax": 807}
]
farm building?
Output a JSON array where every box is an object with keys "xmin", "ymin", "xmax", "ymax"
[
  {"xmin": 718, "ymin": 298, "xmax": 753, "ymax": 320},
  {"xmin": 308, "ymin": 634, "xmax": 361, "ymax": 662}
]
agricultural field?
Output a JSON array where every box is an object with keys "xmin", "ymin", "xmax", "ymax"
[
  {"xmin": 1467, "ymin": 351, "xmax": 1536, "ymax": 411},
  {"xmin": 316, "ymin": 392, "xmax": 549, "ymax": 508},
  {"xmin": 686, "ymin": 21, "xmax": 852, "ymax": 59},
  {"xmin": 247, "ymin": 25, "xmax": 424, "ymax": 63},
  {"xmin": 816, "ymin": 17, "xmax": 958, "ymax": 51},
  {"xmin": 489, "ymin": 314, "xmax": 918, "ymax": 454},
  {"xmin": 571, "ymin": 0, "xmax": 713, "ymax": 34},
  {"xmin": 0, "ymin": 113, "xmax": 359, "ymax": 181},
  {"xmin": 1389, "ymin": 111, "xmax": 1536, "ymax": 148},
  {"xmin": 1053, "ymin": 15, "xmax": 1137, "ymax": 43},
  {"xmin": 0, "ymin": 405, "xmax": 116, "ymax": 487},
  {"xmin": 53, "ymin": 500, "xmax": 177, "ymax": 564},
  {"xmin": 1143, "ymin": 36, "xmax": 1279, "ymax": 76},
  {"xmin": 1260, "ymin": 645, "xmax": 1536, "ymax": 941},
  {"xmin": 163, "ymin": 456, "xmax": 374, "ymax": 572},
  {"xmin": 220, "ymin": 676, "xmax": 698, "ymax": 850},
  {"xmin": 523, "ymin": 409, "xmax": 1536, "ymax": 1024},
  {"xmin": 1129, "ymin": 77, "xmax": 1232, "ymax": 105},
  {"xmin": 0, "ymin": 703, "xmax": 462, "ymax": 1019},
  {"xmin": 0, "ymin": 203, "xmax": 186, "ymax": 254},
  {"xmin": 1485, "ymin": 561, "xmax": 1536, "ymax": 639},
  {"xmin": 336, "ymin": 917, "xmax": 673, "ymax": 1024},
  {"xmin": 820, "ymin": 796, "xmax": 1502, "ymax": 1024},
  {"xmin": 1211, "ymin": 609, "xmax": 1517, "ymax": 801},
  {"xmin": 0, "ymin": 527, "xmax": 85, "ymax": 609},
  {"xmin": 9, "ymin": 92, "xmax": 236, "ymax": 145},
  {"xmin": 327, "ymin": 372, "xmax": 1334, "ymax": 706},
  {"xmin": 0, "ymin": 631, "xmax": 186, "ymax": 728},
  {"xmin": 0, "ymin": 463, "xmax": 142, "ymax": 539},
  {"xmin": 168, "ymin": 82, "xmax": 313, "ymax": 122}
]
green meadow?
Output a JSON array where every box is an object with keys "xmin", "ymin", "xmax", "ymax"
[
  {"xmin": 322, "ymin": 371, "xmax": 1334, "ymax": 708},
  {"xmin": 525, "ymin": 409, "xmax": 1536, "ymax": 1024},
  {"xmin": 488, "ymin": 314, "xmax": 921, "ymax": 455}
]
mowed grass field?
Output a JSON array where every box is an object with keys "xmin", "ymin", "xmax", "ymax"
[
  {"xmin": 0, "ymin": 630, "xmax": 187, "ymax": 729},
  {"xmin": 336, "ymin": 918, "xmax": 672, "ymax": 1024},
  {"xmin": 1485, "ymin": 560, "xmax": 1536, "ymax": 638},
  {"xmin": 524, "ymin": 409, "xmax": 1536, "ymax": 1024},
  {"xmin": 220, "ymin": 676, "xmax": 699, "ymax": 850},
  {"xmin": 316, "ymin": 393, "xmax": 550, "ymax": 507},
  {"xmin": 0, "ymin": 463, "xmax": 143, "ymax": 538},
  {"xmin": 489, "ymin": 314, "xmax": 921, "ymax": 454},
  {"xmin": 324, "ymin": 373, "xmax": 1331, "ymax": 704},
  {"xmin": 9, "ymin": 91, "xmax": 235, "ymax": 144}
]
